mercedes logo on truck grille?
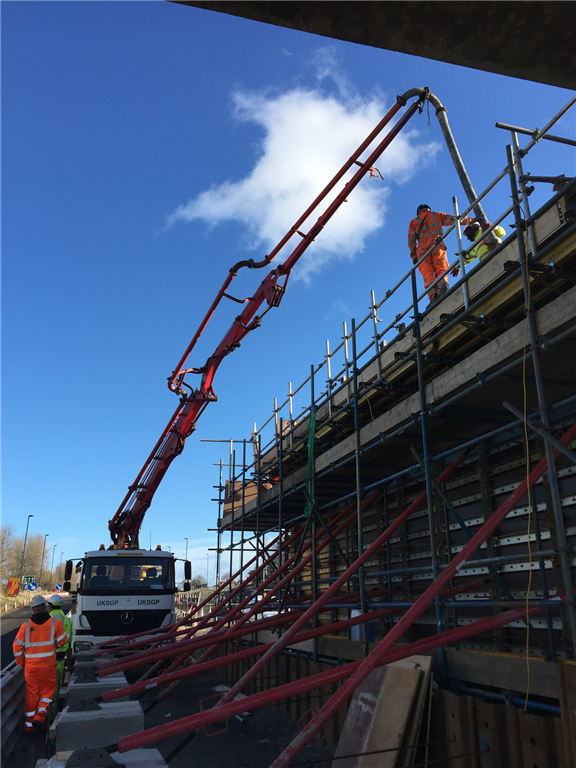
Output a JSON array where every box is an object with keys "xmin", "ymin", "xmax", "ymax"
[{"xmin": 120, "ymin": 611, "xmax": 134, "ymax": 625}]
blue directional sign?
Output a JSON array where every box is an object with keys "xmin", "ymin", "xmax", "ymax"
[
  {"xmin": 54, "ymin": 584, "xmax": 63, "ymax": 592},
  {"xmin": 27, "ymin": 582, "xmax": 38, "ymax": 591}
]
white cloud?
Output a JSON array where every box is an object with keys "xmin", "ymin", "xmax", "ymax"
[
  {"xmin": 311, "ymin": 46, "xmax": 354, "ymax": 100},
  {"xmin": 166, "ymin": 69, "xmax": 440, "ymax": 282}
]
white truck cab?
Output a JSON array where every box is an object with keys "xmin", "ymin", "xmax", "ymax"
[{"xmin": 67, "ymin": 548, "xmax": 186, "ymax": 655}]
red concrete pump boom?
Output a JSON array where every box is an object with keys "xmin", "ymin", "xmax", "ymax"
[{"xmin": 108, "ymin": 92, "xmax": 425, "ymax": 548}]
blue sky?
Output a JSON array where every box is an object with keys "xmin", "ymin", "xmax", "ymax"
[{"xmin": 2, "ymin": 1, "xmax": 574, "ymax": 584}]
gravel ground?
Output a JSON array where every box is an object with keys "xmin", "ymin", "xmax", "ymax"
[{"xmin": 143, "ymin": 671, "xmax": 336, "ymax": 768}]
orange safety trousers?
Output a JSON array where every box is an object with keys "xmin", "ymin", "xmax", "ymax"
[
  {"xmin": 23, "ymin": 664, "xmax": 57, "ymax": 732},
  {"xmin": 418, "ymin": 248, "xmax": 449, "ymax": 296}
]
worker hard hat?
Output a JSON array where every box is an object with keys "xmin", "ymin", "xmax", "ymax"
[
  {"xmin": 49, "ymin": 594, "xmax": 64, "ymax": 606},
  {"xmin": 416, "ymin": 204, "xmax": 431, "ymax": 214},
  {"xmin": 31, "ymin": 595, "xmax": 46, "ymax": 608},
  {"xmin": 464, "ymin": 222, "xmax": 482, "ymax": 239}
]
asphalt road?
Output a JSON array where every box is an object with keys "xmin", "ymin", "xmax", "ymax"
[{"xmin": 1, "ymin": 599, "xmax": 72, "ymax": 669}]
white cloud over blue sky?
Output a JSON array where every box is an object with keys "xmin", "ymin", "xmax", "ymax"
[{"xmin": 166, "ymin": 50, "xmax": 440, "ymax": 281}]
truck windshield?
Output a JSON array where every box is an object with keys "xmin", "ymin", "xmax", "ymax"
[{"xmin": 81, "ymin": 557, "xmax": 173, "ymax": 592}]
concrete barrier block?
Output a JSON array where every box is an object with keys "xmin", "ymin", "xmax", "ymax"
[
  {"xmin": 36, "ymin": 747, "xmax": 167, "ymax": 767},
  {"xmin": 66, "ymin": 671, "xmax": 128, "ymax": 705},
  {"xmin": 55, "ymin": 700, "xmax": 144, "ymax": 752}
]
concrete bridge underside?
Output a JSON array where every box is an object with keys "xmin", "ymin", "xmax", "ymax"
[{"xmin": 181, "ymin": 1, "xmax": 575, "ymax": 90}]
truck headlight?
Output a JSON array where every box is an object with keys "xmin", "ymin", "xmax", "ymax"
[{"xmin": 74, "ymin": 641, "xmax": 94, "ymax": 653}]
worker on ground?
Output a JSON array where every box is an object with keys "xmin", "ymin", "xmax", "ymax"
[
  {"xmin": 47, "ymin": 593, "xmax": 73, "ymax": 697},
  {"xmin": 463, "ymin": 221, "xmax": 506, "ymax": 263},
  {"xmin": 408, "ymin": 204, "xmax": 474, "ymax": 302},
  {"xmin": 12, "ymin": 594, "xmax": 68, "ymax": 735}
]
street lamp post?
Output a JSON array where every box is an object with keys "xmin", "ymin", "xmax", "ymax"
[
  {"xmin": 206, "ymin": 553, "xmax": 209, "ymax": 585},
  {"xmin": 18, "ymin": 514, "xmax": 34, "ymax": 585},
  {"xmin": 184, "ymin": 538, "xmax": 189, "ymax": 589},
  {"xmin": 59, "ymin": 553, "xmax": 64, "ymax": 583},
  {"xmin": 50, "ymin": 545, "xmax": 57, "ymax": 588},
  {"xmin": 38, "ymin": 534, "xmax": 49, "ymax": 591}
]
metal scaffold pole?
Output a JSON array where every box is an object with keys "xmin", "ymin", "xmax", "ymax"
[
  {"xmin": 351, "ymin": 318, "xmax": 369, "ymax": 652},
  {"xmin": 506, "ymin": 144, "xmax": 576, "ymax": 658},
  {"xmin": 410, "ymin": 271, "xmax": 446, "ymax": 679},
  {"xmin": 229, "ymin": 446, "xmax": 236, "ymax": 592},
  {"xmin": 278, "ymin": 418, "xmax": 284, "ymax": 588},
  {"xmin": 217, "ymin": 458, "xmax": 223, "ymax": 584},
  {"xmin": 256, "ymin": 432, "xmax": 262, "ymax": 588},
  {"xmin": 240, "ymin": 439, "xmax": 247, "ymax": 601},
  {"xmin": 309, "ymin": 365, "xmax": 318, "ymax": 648}
]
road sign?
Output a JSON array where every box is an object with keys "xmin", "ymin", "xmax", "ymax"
[
  {"xmin": 54, "ymin": 584, "xmax": 63, "ymax": 592},
  {"xmin": 21, "ymin": 575, "xmax": 35, "ymax": 585},
  {"xmin": 27, "ymin": 582, "xmax": 38, "ymax": 591},
  {"xmin": 6, "ymin": 577, "xmax": 20, "ymax": 597}
]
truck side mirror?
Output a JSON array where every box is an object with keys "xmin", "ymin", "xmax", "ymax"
[
  {"xmin": 183, "ymin": 582, "xmax": 191, "ymax": 592},
  {"xmin": 63, "ymin": 581, "xmax": 71, "ymax": 591},
  {"xmin": 64, "ymin": 560, "xmax": 73, "ymax": 581},
  {"xmin": 184, "ymin": 561, "xmax": 192, "ymax": 580}
]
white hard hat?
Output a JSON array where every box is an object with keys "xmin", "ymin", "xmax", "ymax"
[
  {"xmin": 49, "ymin": 594, "xmax": 63, "ymax": 606},
  {"xmin": 31, "ymin": 595, "xmax": 46, "ymax": 608}
]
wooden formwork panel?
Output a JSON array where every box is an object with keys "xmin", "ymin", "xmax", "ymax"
[{"xmin": 429, "ymin": 688, "xmax": 568, "ymax": 768}]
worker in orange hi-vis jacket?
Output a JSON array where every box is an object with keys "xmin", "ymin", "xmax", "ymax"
[
  {"xmin": 408, "ymin": 204, "xmax": 474, "ymax": 302},
  {"xmin": 12, "ymin": 594, "xmax": 68, "ymax": 735}
]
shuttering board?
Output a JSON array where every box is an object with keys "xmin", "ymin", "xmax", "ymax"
[
  {"xmin": 396, "ymin": 669, "xmax": 432, "ymax": 767},
  {"xmin": 331, "ymin": 665, "xmax": 390, "ymax": 768},
  {"xmin": 331, "ymin": 658, "xmax": 430, "ymax": 768},
  {"xmin": 476, "ymin": 698, "xmax": 522, "ymax": 768},
  {"xmin": 516, "ymin": 708, "xmax": 566, "ymax": 768},
  {"xmin": 443, "ymin": 690, "xmax": 481, "ymax": 768},
  {"xmin": 557, "ymin": 663, "xmax": 576, "ymax": 767},
  {"xmin": 429, "ymin": 688, "xmax": 567, "ymax": 768},
  {"xmin": 362, "ymin": 666, "xmax": 421, "ymax": 768}
]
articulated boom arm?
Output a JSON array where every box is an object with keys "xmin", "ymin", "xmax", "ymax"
[{"xmin": 108, "ymin": 92, "xmax": 425, "ymax": 548}]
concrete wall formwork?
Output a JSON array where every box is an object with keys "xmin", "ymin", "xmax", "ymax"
[{"xmin": 206, "ymin": 175, "xmax": 576, "ymax": 756}]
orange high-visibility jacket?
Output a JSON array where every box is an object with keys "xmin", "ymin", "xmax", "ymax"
[
  {"xmin": 13, "ymin": 614, "xmax": 68, "ymax": 668},
  {"xmin": 408, "ymin": 211, "xmax": 456, "ymax": 260}
]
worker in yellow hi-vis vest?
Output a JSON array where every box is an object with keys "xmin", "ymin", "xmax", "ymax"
[
  {"xmin": 47, "ymin": 594, "xmax": 73, "ymax": 696},
  {"xmin": 463, "ymin": 221, "xmax": 506, "ymax": 263}
]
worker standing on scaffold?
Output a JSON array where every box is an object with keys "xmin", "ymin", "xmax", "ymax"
[
  {"xmin": 408, "ymin": 204, "xmax": 474, "ymax": 302},
  {"xmin": 463, "ymin": 220, "xmax": 506, "ymax": 263}
]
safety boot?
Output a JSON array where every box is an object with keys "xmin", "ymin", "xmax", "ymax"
[{"xmin": 437, "ymin": 280, "xmax": 449, "ymax": 298}]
